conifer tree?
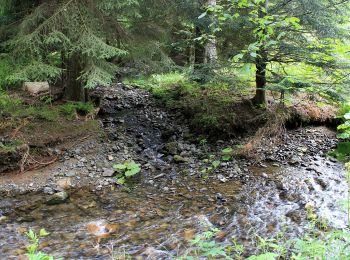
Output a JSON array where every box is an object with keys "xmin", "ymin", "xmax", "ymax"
[{"xmin": 1, "ymin": 0, "xmax": 132, "ymax": 101}]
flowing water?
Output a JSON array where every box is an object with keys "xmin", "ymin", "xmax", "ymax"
[
  {"xmin": 0, "ymin": 86, "xmax": 348, "ymax": 259},
  {"xmin": 0, "ymin": 152, "xmax": 347, "ymax": 259}
]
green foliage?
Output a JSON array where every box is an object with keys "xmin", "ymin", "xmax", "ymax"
[
  {"xmin": 1, "ymin": 1, "xmax": 129, "ymax": 91},
  {"xmin": 60, "ymin": 102, "xmax": 95, "ymax": 118},
  {"xmin": 0, "ymin": 55, "xmax": 13, "ymax": 89},
  {"xmin": 0, "ymin": 139, "xmax": 23, "ymax": 153},
  {"xmin": 179, "ymin": 228, "xmax": 229, "ymax": 259},
  {"xmin": 6, "ymin": 62, "xmax": 62, "ymax": 85},
  {"xmin": 113, "ymin": 161, "xmax": 141, "ymax": 185},
  {"xmin": 337, "ymin": 112, "xmax": 350, "ymax": 139},
  {"xmin": 200, "ymin": 0, "xmax": 350, "ymax": 103},
  {"xmin": 0, "ymin": 92, "xmax": 94, "ymax": 122},
  {"xmin": 221, "ymin": 147, "xmax": 234, "ymax": 161},
  {"xmin": 0, "ymin": 91, "xmax": 21, "ymax": 112},
  {"xmin": 331, "ymin": 105, "xmax": 350, "ymax": 160},
  {"xmin": 25, "ymin": 228, "xmax": 60, "ymax": 260}
]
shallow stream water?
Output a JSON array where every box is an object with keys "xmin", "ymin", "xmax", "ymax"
[
  {"xmin": 0, "ymin": 155, "xmax": 347, "ymax": 259},
  {"xmin": 0, "ymin": 86, "xmax": 348, "ymax": 259}
]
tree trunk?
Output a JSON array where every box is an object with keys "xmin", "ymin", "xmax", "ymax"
[
  {"xmin": 204, "ymin": 38, "xmax": 218, "ymax": 64},
  {"xmin": 252, "ymin": 0, "xmax": 268, "ymax": 106},
  {"xmin": 189, "ymin": 26, "xmax": 196, "ymax": 71},
  {"xmin": 253, "ymin": 51, "xmax": 267, "ymax": 106},
  {"xmin": 64, "ymin": 54, "xmax": 86, "ymax": 102},
  {"xmin": 204, "ymin": 0, "xmax": 218, "ymax": 64}
]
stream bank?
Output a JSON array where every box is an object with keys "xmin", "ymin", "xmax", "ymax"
[{"xmin": 0, "ymin": 85, "xmax": 347, "ymax": 259}]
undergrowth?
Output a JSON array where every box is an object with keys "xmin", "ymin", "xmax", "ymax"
[
  {"xmin": 0, "ymin": 92, "xmax": 95, "ymax": 122},
  {"xmin": 179, "ymin": 225, "xmax": 350, "ymax": 259}
]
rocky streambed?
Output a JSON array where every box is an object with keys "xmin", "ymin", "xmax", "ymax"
[{"xmin": 0, "ymin": 85, "xmax": 347, "ymax": 259}]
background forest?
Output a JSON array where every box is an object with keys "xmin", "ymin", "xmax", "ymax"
[{"xmin": 1, "ymin": 0, "xmax": 350, "ymax": 104}]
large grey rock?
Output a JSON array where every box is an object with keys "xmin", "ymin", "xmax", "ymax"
[{"xmin": 23, "ymin": 82, "xmax": 49, "ymax": 95}]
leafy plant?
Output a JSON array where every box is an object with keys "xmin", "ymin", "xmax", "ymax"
[
  {"xmin": 25, "ymin": 228, "xmax": 60, "ymax": 260},
  {"xmin": 337, "ymin": 112, "xmax": 350, "ymax": 139},
  {"xmin": 212, "ymin": 160, "xmax": 221, "ymax": 169},
  {"xmin": 113, "ymin": 161, "xmax": 141, "ymax": 185},
  {"xmin": 179, "ymin": 228, "xmax": 230, "ymax": 260},
  {"xmin": 222, "ymin": 147, "xmax": 233, "ymax": 161}
]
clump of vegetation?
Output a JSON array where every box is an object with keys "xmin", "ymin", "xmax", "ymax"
[
  {"xmin": 113, "ymin": 161, "xmax": 141, "ymax": 185},
  {"xmin": 25, "ymin": 228, "xmax": 60, "ymax": 260},
  {"xmin": 0, "ymin": 92, "xmax": 95, "ymax": 122},
  {"xmin": 0, "ymin": 56, "xmax": 13, "ymax": 90},
  {"xmin": 0, "ymin": 139, "xmax": 23, "ymax": 153},
  {"xmin": 179, "ymin": 227, "xmax": 350, "ymax": 259},
  {"xmin": 59, "ymin": 102, "xmax": 95, "ymax": 119},
  {"xmin": 179, "ymin": 228, "xmax": 229, "ymax": 259},
  {"xmin": 330, "ymin": 105, "xmax": 350, "ymax": 160}
]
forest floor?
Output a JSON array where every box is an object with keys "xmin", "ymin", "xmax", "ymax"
[{"xmin": 0, "ymin": 84, "xmax": 347, "ymax": 259}]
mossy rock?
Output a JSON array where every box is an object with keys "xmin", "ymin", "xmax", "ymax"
[{"xmin": 173, "ymin": 155, "xmax": 189, "ymax": 163}]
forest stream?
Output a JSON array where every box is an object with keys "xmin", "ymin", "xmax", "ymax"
[{"xmin": 0, "ymin": 85, "xmax": 347, "ymax": 259}]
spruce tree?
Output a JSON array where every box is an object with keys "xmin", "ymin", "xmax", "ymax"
[{"xmin": 1, "ymin": 0, "xmax": 132, "ymax": 101}]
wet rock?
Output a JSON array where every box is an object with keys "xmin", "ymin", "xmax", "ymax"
[
  {"xmin": 218, "ymin": 174, "xmax": 228, "ymax": 183},
  {"xmin": 275, "ymin": 180, "xmax": 286, "ymax": 190},
  {"xmin": 65, "ymin": 172, "xmax": 76, "ymax": 177},
  {"xmin": 261, "ymin": 173, "xmax": 268, "ymax": 178},
  {"xmin": 315, "ymin": 178, "xmax": 328, "ymax": 190},
  {"xmin": 288, "ymin": 156, "xmax": 301, "ymax": 165},
  {"xmin": 43, "ymin": 187, "xmax": 54, "ymax": 195},
  {"xmin": 46, "ymin": 191, "xmax": 69, "ymax": 205},
  {"xmin": 56, "ymin": 178, "xmax": 72, "ymax": 190},
  {"xmin": 286, "ymin": 210, "xmax": 303, "ymax": 224}
]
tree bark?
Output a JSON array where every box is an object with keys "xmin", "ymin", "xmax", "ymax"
[
  {"xmin": 253, "ymin": 50, "xmax": 267, "ymax": 106},
  {"xmin": 204, "ymin": 0, "xmax": 218, "ymax": 64},
  {"xmin": 252, "ymin": 0, "xmax": 268, "ymax": 106},
  {"xmin": 64, "ymin": 54, "xmax": 86, "ymax": 102}
]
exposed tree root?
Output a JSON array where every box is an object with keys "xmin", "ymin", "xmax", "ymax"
[{"xmin": 19, "ymin": 145, "xmax": 58, "ymax": 173}]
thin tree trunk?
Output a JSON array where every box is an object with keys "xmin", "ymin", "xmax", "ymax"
[
  {"xmin": 189, "ymin": 26, "xmax": 196, "ymax": 71},
  {"xmin": 252, "ymin": 0, "xmax": 268, "ymax": 106},
  {"xmin": 253, "ymin": 50, "xmax": 267, "ymax": 106},
  {"xmin": 204, "ymin": 0, "xmax": 218, "ymax": 64}
]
